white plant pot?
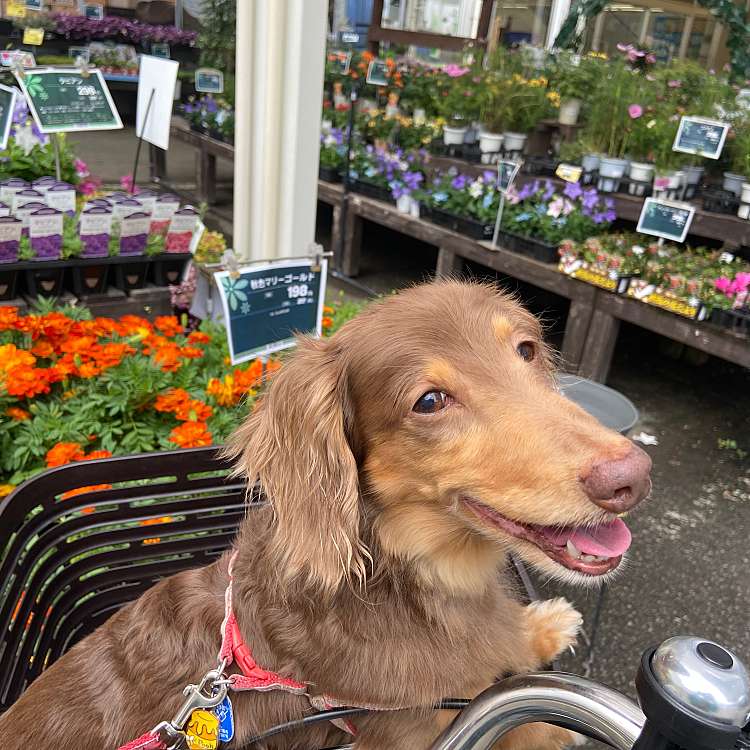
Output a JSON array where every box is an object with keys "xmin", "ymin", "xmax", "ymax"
[
  {"xmin": 627, "ymin": 162, "xmax": 654, "ymax": 196},
  {"xmin": 321, "ymin": 118, "xmax": 332, "ymax": 133},
  {"xmin": 597, "ymin": 157, "xmax": 628, "ymax": 192},
  {"xmin": 558, "ymin": 98, "xmax": 581, "ymax": 126},
  {"xmin": 682, "ymin": 165, "xmax": 704, "ymax": 199},
  {"xmin": 396, "ymin": 194, "xmax": 412, "ymax": 214},
  {"xmin": 742, "ymin": 182, "xmax": 750, "ymax": 203},
  {"xmin": 653, "ymin": 171, "xmax": 685, "ymax": 199},
  {"xmin": 443, "ymin": 125, "xmax": 468, "ymax": 145},
  {"xmin": 409, "ymin": 198, "xmax": 420, "ymax": 218},
  {"xmin": 502, "ymin": 131, "xmax": 527, "ymax": 152},
  {"xmin": 723, "ymin": 172, "xmax": 745, "ymax": 197},
  {"xmin": 581, "ymin": 153, "xmax": 601, "ymax": 172},
  {"xmin": 479, "ymin": 132, "xmax": 503, "ymax": 154},
  {"xmin": 737, "ymin": 203, "xmax": 750, "ymax": 220},
  {"xmin": 413, "ymin": 108, "xmax": 426, "ymax": 126}
]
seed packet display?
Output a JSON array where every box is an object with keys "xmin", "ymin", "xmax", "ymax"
[
  {"xmin": 150, "ymin": 194, "xmax": 180, "ymax": 235},
  {"xmin": 32, "ymin": 175, "xmax": 57, "ymax": 195},
  {"xmin": 0, "ymin": 178, "xmax": 29, "ymax": 205},
  {"xmin": 16, "ymin": 201, "xmax": 47, "ymax": 234},
  {"xmin": 29, "ymin": 207, "xmax": 63, "ymax": 260},
  {"xmin": 0, "ymin": 202, "xmax": 10, "ymax": 218},
  {"xmin": 134, "ymin": 190, "xmax": 157, "ymax": 215},
  {"xmin": 0, "ymin": 215, "xmax": 22, "ymax": 263},
  {"xmin": 112, "ymin": 198, "xmax": 145, "ymax": 222},
  {"xmin": 119, "ymin": 211, "xmax": 150, "ymax": 255},
  {"xmin": 166, "ymin": 207, "xmax": 199, "ymax": 253},
  {"xmin": 79, "ymin": 205, "xmax": 113, "ymax": 258},
  {"xmin": 12, "ymin": 189, "xmax": 44, "ymax": 214},
  {"xmin": 45, "ymin": 182, "xmax": 76, "ymax": 214}
]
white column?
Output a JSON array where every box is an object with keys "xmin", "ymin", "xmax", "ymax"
[
  {"xmin": 546, "ymin": 0, "xmax": 571, "ymax": 49},
  {"xmin": 233, "ymin": 0, "xmax": 327, "ymax": 262},
  {"xmin": 678, "ymin": 14, "xmax": 694, "ymax": 59},
  {"xmin": 638, "ymin": 10, "xmax": 651, "ymax": 45}
]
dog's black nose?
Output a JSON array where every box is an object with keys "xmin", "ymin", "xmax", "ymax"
[{"xmin": 582, "ymin": 445, "xmax": 652, "ymax": 512}]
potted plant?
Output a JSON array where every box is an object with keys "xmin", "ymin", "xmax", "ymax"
[
  {"xmin": 727, "ymin": 116, "xmax": 750, "ymax": 204},
  {"xmin": 549, "ymin": 51, "xmax": 598, "ymax": 126},
  {"xmin": 423, "ymin": 170, "xmax": 502, "ymax": 239},
  {"xmin": 498, "ymin": 74, "xmax": 554, "ymax": 154},
  {"xmin": 399, "ymin": 63, "xmax": 440, "ymax": 123},
  {"xmin": 503, "ymin": 180, "xmax": 616, "ymax": 262},
  {"xmin": 318, "ymin": 128, "xmax": 346, "ymax": 183},
  {"xmin": 709, "ymin": 269, "xmax": 750, "ymax": 333},
  {"xmin": 437, "ymin": 66, "xmax": 473, "ymax": 145}
]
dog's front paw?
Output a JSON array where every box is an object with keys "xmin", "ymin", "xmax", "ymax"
[{"xmin": 524, "ymin": 597, "xmax": 583, "ymax": 666}]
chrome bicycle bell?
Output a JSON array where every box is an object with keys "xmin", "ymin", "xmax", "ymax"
[{"xmin": 635, "ymin": 636, "xmax": 750, "ymax": 750}]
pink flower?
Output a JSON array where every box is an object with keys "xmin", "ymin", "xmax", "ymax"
[
  {"xmin": 627, "ymin": 49, "xmax": 645, "ymax": 62},
  {"xmin": 617, "ymin": 43, "xmax": 632, "ymax": 52},
  {"xmin": 646, "ymin": 53, "xmax": 657, "ymax": 64},
  {"xmin": 667, "ymin": 80, "xmax": 681, "ymax": 88},
  {"xmin": 562, "ymin": 199, "xmax": 575, "ymax": 216},
  {"xmin": 74, "ymin": 158, "xmax": 89, "ymax": 177},
  {"xmin": 714, "ymin": 277, "xmax": 732, "ymax": 295},
  {"xmin": 628, "ymin": 104, "xmax": 643, "ymax": 119},
  {"xmin": 547, "ymin": 197, "xmax": 564, "ymax": 218},
  {"xmin": 77, "ymin": 178, "xmax": 102, "ymax": 196},
  {"xmin": 505, "ymin": 185, "xmax": 520, "ymax": 205},
  {"xmin": 444, "ymin": 64, "xmax": 469, "ymax": 78},
  {"xmin": 730, "ymin": 272, "xmax": 750, "ymax": 294},
  {"xmin": 119, "ymin": 174, "xmax": 141, "ymax": 194}
]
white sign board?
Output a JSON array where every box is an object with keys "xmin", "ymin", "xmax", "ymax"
[{"xmin": 136, "ymin": 54, "xmax": 179, "ymax": 151}]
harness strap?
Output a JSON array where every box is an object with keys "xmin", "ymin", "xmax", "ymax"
[{"xmin": 116, "ymin": 730, "xmax": 166, "ymax": 750}]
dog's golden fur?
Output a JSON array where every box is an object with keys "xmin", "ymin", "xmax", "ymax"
[{"xmin": 0, "ymin": 281, "xmax": 649, "ymax": 749}]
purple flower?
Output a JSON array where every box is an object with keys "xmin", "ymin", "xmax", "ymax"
[
  {"xmin": 444, "ymin": 64, "xmax": 469, "ymax": 78},
  {"xmin": 451, "ymin": 174, "xmax": 469, "ymax": 190},
  {"xmin": 404, "ymin": 171, "xmax": 423, "ymax": 190},
  {"xmin": 542, "ymin": 180, "xmax": 555, "ymax": 201},
  {"xmin": 563, "ymin": 182, "xmax": 583, "ymax": 200},
  {"xmin": 517, "ymin": 182, "xmax": 536, "ymax": 201},
  {"xmin": 646, "ymin": 53, "xmax": 657, "ymax": 64},
  {"xmin": 603, "ymin": 209, "xmax": 616, "ymax": 222},
  {"xmin": 582, "ymin": 189, "xmax": 599, "ymax": 210},
  {"xmin": 482, "ymin": 170, "xmax": 496, "ymax": 184}
]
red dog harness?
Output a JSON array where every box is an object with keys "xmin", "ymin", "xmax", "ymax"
[{"xmin": 117, "ymin": 552, "xmax": 360, "ymax": 749}]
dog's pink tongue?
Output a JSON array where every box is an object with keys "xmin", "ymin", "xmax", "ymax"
[{"xmin": 541, "ymin": 518, "xmax": 632, "ymax": 556}]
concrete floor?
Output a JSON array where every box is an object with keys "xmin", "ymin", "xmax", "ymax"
[{"xmin": 72, "ymin": 128, "xmax": 750, "ymax": 706}]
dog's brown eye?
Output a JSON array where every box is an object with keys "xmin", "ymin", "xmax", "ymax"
[
  {"xmin": 516, "ymin": 341, "xmax": 536, "ymax": 362},
  {"xmin": 413, "ymin": 391, "xmax": 451, "ymax": 414}
]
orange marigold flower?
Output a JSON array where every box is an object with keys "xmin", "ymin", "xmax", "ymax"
[
  {"xmin": 322, "ymin": 316, "xmax": 333, "ymax": 329},
  {"xmin": 0, "ymin": 307, "xmax": 19, "ymax": 331},
  {"xmin": 179, "ymin": 346, "xmax": 204, "ymax": 359},
  {"xmin": 30, "ymin": 340, "xmax": 55, "ymax": 358},
  {"xmin": 154, "ymin": 316, "xmax": 183, "ymax": 337},
  {"xmin": 77, "ymin": 361, "xmax": 100, "ymax": 379},
  {"xmin": 6, "ymin": 407, "xmax": 30, "ymax": 421},
  {"xmin": 323, "ymin": 305, "xmax": 334, "ymax": 315},
  {"xmin": 0, "ymin": 343, "xmax": 36, "ymax": 373},
  {"xmin": 206, "ymin": 375, "xmax": 236, "ymax": 406},
  {"xmin": 187, "ymin": 331, "xmax": 210, "ymax": 345},
  {"xmin": 153, "ymin": 344, "xmax": 183, "ymax": 372},
  {"xmin": 60, "ymin": 484, "xmax": 112, "ymax": 500},
  {"xmin": 155, "ymin": 388, "xmax": 191, "ymax": 413},
  {"xmin": 46, "ymin": 442, "xmax": 85, "ymax": 468},
  {"xmin": 174, "ymin": 399, "xmax": 213, "ymax": 422},
  {"xmin": 169, "ymin": 421, "xmax": 212, "ymax": 448},
  {"xmin": 60, "ymin": 335, "xmax": 96, "ymax": 355},
  {"xmin": 0, "ymin": 484, "xmax": 15, "ymax": 498},
  {"xmin": 4, "ymin": 366, "xmax": 51, "ymax": 398},
  {"xmin": 83, "ymin": 450, "xmax": 113, "ymax": 461},
  {"xmin": 140, "ymin": 516, "xmax": 173, "ymax": 526},
  {"xmin": 265, "ymin": 358, "xmax": 282, "ymax": 376}
]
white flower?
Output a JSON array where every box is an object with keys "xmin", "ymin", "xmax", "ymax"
[
  {"xmin": 13, "ymin": 122, "xmax": 40, "ymax": 156},
  {"xmin": 468, "ymin": 179, "xmax": 483, "ymax": 198},
  {"xmin": 632, "ymin": 245, "xmax": 645, "ymax": 256}
]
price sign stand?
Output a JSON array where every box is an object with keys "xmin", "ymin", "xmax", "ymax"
[
  {"xmin": 129, "ymin": 88, "xmax": 155, "ymax": 195},
  {"xmin": 491, "ymin": 160, "xmax": 522, "ymax": 249}
]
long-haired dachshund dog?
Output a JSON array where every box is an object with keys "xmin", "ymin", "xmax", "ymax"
[{"xmin": 1, "ymin": 281, "xmax": 651, "ymax": 749}]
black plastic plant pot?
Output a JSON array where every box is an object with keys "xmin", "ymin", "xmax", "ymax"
[
  {"xmin": 113, "ymin": 259, "xmax": 150, "ymax": 291},
  {"xmin": 508, "ymin": 232, "xmax": 560, "ymax": 264},
  {"xmin": 0, "ymin": 267, "xmax": 19, "ymax": 301},
  {"xmin": 702, "ymin": 187, "xmax": 740, "ymax": 216},
  {"xmin": 348, "ymin": 179, "xmax": 394, "ymax": 204},
  {"xmin": 426, "ymin": 206, "xmax": 494, "ymax": 240},
  {"xmin": 24, "ymin": 266, "xmax": 65, "ymax": 298},
  {"xmin": 318, "ymin": 166, "xmax": 342, "ymax": 183},
  {"xmin": 70, "ymin": 264, "xmax": 109, "ymax": 297},
  {"xmin": 152, "ymin": 253, "xmax": 191, "ymax": 286},
  {"xmin": 710, "ymin": 307, "xmax": 750, "ymax": 335}
]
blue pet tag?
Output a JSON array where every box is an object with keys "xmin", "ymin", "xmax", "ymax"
[{"xmin": 214, "ymin": 695, "xmax": 234, "ymax": 743}]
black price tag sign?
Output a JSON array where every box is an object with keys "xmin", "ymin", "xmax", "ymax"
[
  {"xmin": 672, "ymin": 116, "xmax": 729, "ymax": 160},
  {"xmin": 636, "ymin": 197, "xmax": 694, "ymax": 243},
  {"xmin": 215, "ymin": 258, "xmax": 328, "ymax": 365}
]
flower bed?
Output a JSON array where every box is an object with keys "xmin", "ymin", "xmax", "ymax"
[
  {"xmin": 0, "ymin": 298, "xmax": 358, "ymax": 495},
  {"xmin": 48, "ymin": 13, "xmax": 198, "ymax": 45}
]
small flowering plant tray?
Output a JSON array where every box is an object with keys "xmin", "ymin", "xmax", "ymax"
[
  {"xmin": 627, "ymin": 280, "xmax": 708, "ymax": 320},
  {"xmin": 424, "ymin": 205, "xmax": 494, "ymax": 240}
]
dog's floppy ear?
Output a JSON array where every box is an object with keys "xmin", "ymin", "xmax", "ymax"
[{"xmin": 226, "ymin": 336, "xmax": 368, "ymax": 592}]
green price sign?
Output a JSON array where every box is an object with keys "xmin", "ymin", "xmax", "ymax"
[
  {"xmin": 214, "ymin": 258, "xmax": 327, "ymax": 365},
  {"xmin": 636, "ymin": 197, "xmax": 695, "ymax": 243},
  {"xmin": 15, "ymin": 67, "xmax": 123, "ymax": 134}
]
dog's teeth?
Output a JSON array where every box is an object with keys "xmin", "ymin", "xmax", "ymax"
[
  {"xmin": 566, "ymin": 540, "xmax": 582, "ymax": 559},
  {"xmin": 581, "ymin": 554, "xmax": 597, "ymax": 562}
]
